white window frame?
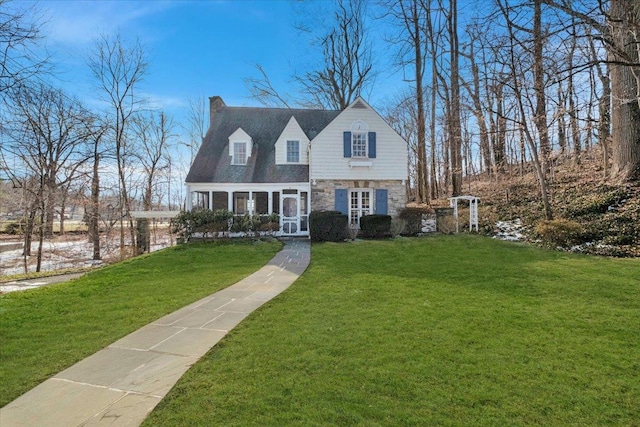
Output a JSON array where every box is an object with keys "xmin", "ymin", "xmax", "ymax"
[
  {"xmin": 349, "ymin": 189, "xmax": 372, "ymax": 226},
  {"xmin": 351, "ymin": 120, "xmax": 369, "ymax": 158},
  {"xmin": 352, "ymin": 132, "xmax": 367, "ymax": 158},
  {"xmin": 233, "ymin": 141, "xmax": 247, "ymax": 165},
  {"xmin": 286, "ymin": 140, "xmax": 300, "ymax": 163}
]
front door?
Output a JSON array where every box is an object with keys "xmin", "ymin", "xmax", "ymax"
[{"xmin": 281, "ymin": 193, "xmax": 300, "ymax": 235}]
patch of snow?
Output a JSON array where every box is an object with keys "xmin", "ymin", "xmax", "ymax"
[
  {"xmin": 493, "ymin": 219, "xmax": 526, "ymax": 241},
  {"xmin": 1, "ymin": 232, "xmax": 174, "ymax": 277}
]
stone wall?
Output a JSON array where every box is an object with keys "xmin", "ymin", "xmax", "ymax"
[{"xmin": 311, "ymin": 179, "xmax": 406, "ymax": 217}]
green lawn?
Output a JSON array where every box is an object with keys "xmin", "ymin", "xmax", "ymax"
[
  {"xmin": 144, "ymin": 236, "xmax": 640, "ymax": 426},
  {"xmin": 0, "ymin": 240, "xmax": 282, "ymax": 407}
]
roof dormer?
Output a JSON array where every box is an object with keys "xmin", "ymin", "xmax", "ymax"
[
  {"xmin": 275, "ymin": 116, "xmax": 310, "ymax": 165},
  {"xmin": 228, "ymin": 127, "xmax": 252, "ymax": 165}
]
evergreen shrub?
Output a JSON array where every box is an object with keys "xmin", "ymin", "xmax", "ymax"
[
  {"xmin": 309, "ymin": 211, "xmax": 348, "ymax": 242},
  {"xmin": 360, "ymin": 214, "xmax": 392, "ymax": 238}
]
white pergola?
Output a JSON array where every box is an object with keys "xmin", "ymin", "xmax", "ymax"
[{"xmin": 448, "ymin": 196, "xmax": 480, "ymax": 233}]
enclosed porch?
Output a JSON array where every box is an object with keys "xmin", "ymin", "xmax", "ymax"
[{"xmin": 186, "ymin": 183, "xmax": 310, "ymax": 236}]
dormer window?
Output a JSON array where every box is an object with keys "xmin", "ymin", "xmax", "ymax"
[
  {"xmin": 287, "ymin": 140, "xmax": 300, "ymax": 163},
  {"xmin": 351, "ymin": 120, "xmax": 369, "ymax": 158},
  {"xmin": 233, "ymin": 141, "xmax": 247, "ymax": 165},
  {"xmin": 228, "ymin": 127, "xmax": 252, "ymax": 165}
]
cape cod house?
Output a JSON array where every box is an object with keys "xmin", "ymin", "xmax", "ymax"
[{"xmin": 185, "ymin": 96, "xmax": 408, "ymax": 237}]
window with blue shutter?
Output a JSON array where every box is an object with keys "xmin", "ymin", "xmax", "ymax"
[
  {"xmin": 343, "ymin": 132, "xmax": 352, "ymax": 158},
  {"xmin": 368, "ymin": 132, "xmax": 376, "ymax": 158},
  {"xmin": 335, "ymin": 189, "xmax": 348, "ymax": 215},
  {"xmin": 375, "ymin": 189, "xmax": 388, "ymax": 215}
]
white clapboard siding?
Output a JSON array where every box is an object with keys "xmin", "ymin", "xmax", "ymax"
[
  {"xmin": 310, "ymin": 99, "xmax": 408, "ymax": 181},
  {"xmin": 275, "ymin": 116, "xmax": 310, "ymax": 165}
]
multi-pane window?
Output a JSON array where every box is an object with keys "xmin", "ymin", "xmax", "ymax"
[
  {"xmin": 349, "ymin": 190, "xmax": 371, "ymax": 226},
  {"xmin": 233, "ymin": 142, "xmax": 247, "ymax": 165},
  {"xmin": 352, "ymin": 132, "xmax": 367, "ymax": 158},
  {"xmin": 287, "ymin": 140, "xmax": 300, "ymax": 163}
]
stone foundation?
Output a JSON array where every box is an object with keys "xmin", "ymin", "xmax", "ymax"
[{"xmin": 311, "ymin": 179, "xmax": 406, "ymax": 217}]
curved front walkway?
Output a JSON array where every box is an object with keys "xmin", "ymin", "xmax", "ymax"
[{"xmin": 1, "ymin": 238, "xmax": 310, "ymax": 427}]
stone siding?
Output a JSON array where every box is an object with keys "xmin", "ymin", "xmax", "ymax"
[{"xmin": 311, "ymin": 179, "xmax": 406, "ymax": 217}]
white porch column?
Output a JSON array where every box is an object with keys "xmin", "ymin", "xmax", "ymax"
[
  {"xmin": 186, "ymin": 185, "xmax": 192, "ymax": 211},
  {"xmin": 208, "ymin": 191, "xmax": 213, "ymax": 210},
  {"xmin": 228, "ymin": 191, "xmax": 233, "ymax": 213},
  {"xmin": 248, "ymin": 191, "xmax": 254, "ymax": 215},
  {"xmin": 268, "ymin": 192, "xmax": 273, "ymax": 215}
]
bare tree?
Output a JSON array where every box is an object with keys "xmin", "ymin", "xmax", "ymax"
[
  {"xmin": 498, "ymin": 0, "xmax": 554, "ymax": 219},
  {"xmin": 244, "ymin": 63, "xmax": 292, "ymax": 108},
  {"xmin": 384, "ymin": 0, "xmax": 430, "ymax": 203},
  {"xmin": 461, "ymin": 24, "xmax": 493, "ymax": 178},
  {"xmin": 2, "ymin": 83, "xmax": 93, "ymax": 271},
  {"xmin": 133, "ymin": 111, "xmax": 174, "ymax": 211},
  {"xmin": 131, "ymin": 111, "xmax": 173, "ymax": 253},
  {"xmin": 86, "ymin": 117, "xmax": 108, "ymax": 260},
  {"xmin": 246, "ymin": 0, "xmax": 375, "ymax": 110},
  {"xmin": 445, "ymin": 0, "xmax": 463, "ymax": 196},
  {"xmin": 0, "ymin": 0, "xmax": 49, "ymax": 96},
  {"xmin": 183, "ymin": 95, "xmax": 208, "ymax": 164},
  {"xmin": 88, "ymin": 32, "xmax": 148, "ymax": 260},
  {"xmin": 540, "ymin": 0, "xmax": 640, "ymax": 180},
  {"xmin": 301, "ymin": 0, "xmax": 375, "ymax": 109}
]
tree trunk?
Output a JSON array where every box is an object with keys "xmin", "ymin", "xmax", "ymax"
[
  {"xmin": 430, "ymin": 62, "xmax": 439, "ymax": 199},
  {"xmin": 557, "ymin": 82, "xmax": 567, "ymax": 155},
  {"xmin": 494, "ymin": 82, "xmax": 507, "ymax": 174},
  {"xmin": 609, "ymin": 0, "xmax": 640, "ymax": 180},
  {"xmin": 90, "ymin": 149, "xmax": 101, "ymax": 260},
  {"xmin": 448, "ymin": 0, "xmax": 463, "ymax": 196},
  {"xmin": 533, "ymin": 0, "xmax": 551, "ymax": 174}
]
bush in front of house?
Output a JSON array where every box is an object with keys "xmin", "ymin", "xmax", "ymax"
[
  {"xmin": 360, "ymin": 214, "xmax": 392, "ymax": 239},
  {"xmin": 398, "ymin": 206, "xmax": 434, "ymax": 235},
  {"xmin": 309, "ymin": 211, "xmax": 348, "ymax": 242},
  {"xmin": 258, "ymin": 213, "xmax": 280, "ymax": 234},
  {"xmin": 171, "ymin": 209, "xmax": 234, "ymax": 241}
]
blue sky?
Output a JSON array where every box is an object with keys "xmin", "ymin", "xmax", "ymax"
[{"xmin": 30, "ymin": 0, "xmax": 404, "ymax": 129}]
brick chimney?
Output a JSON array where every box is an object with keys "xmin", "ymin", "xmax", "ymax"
[{"xmin": 209, "ymin": 96, "xmax": 225, "ymax": 128}]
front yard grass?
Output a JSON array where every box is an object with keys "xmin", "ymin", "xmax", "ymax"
[
  {"xmin": 0, "ymin": 239, "xmax": 282, "ymax": 406},
  {"xmin": 144, "ymin": 236, "xmax": 639, "ymax": 426}
]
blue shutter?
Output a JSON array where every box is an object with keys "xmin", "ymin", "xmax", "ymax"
[
  {"xmin": 368, "ymin": 132, "xmax": 376, "ymax": 158},
  {"xmin": 375, "ymin": 189, "xmax": 388, "ymax": 214},
  {"xmin": 335, "ymin": 189, "xmax": 348, "ymax": 215},
  {"xmin": 343, "ymin": 132, "xmax": 352, "ymax": 158}
]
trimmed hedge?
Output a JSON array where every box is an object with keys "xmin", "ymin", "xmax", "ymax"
[
  {"xmin": 360, "ymin": 214, "xmax": 392, "ymax": 238},
  {"xmin": 309, "ymin": 211, "xmax": 348, "ymax": 242}
]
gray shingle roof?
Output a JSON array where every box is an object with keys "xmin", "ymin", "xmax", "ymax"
[{"xmin": 186, "ymin": 106, "xmax": 341, "ymax": 183}]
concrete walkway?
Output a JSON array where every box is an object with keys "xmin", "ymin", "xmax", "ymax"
[{"xmin": 1, "ymin": 238, "xmax": 310, "ymax": 427}]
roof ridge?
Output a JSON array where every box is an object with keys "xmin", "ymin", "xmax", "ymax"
[{"xmin": 222, "ymin": 105, "xmax": 340, "ymax": 113}]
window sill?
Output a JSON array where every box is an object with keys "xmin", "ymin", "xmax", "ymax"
[{"xmin": 349, "ymin": 159, "xmax": 373, "ymax": 168}]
